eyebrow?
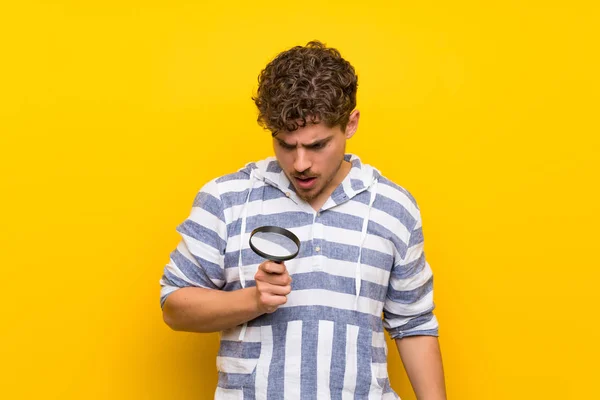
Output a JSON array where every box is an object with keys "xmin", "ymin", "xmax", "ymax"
[{"xmin": 277, "ymin": 136, "xmax": 333, "ymax": 149}]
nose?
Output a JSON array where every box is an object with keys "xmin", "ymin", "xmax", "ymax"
[{"xmin": 293, "ymin": 149, "xmax": 312, "ymax": 173}]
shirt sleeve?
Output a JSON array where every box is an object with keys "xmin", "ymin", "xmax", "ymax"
[
  {"xmin": 384, "ymin": 207, "xmax": 439, "ymax": 339},
  {"xmin": 159, "ymin": 179, "xmax": 228, "ymax": 308}
]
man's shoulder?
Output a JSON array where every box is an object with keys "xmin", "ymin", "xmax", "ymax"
[
  {"xmin": 199, "ymin": 168, "xmax": 251, "ymax": 198},
  {"xmin": 375, "ymin": 173, "xmax": 420, "ymax": 212},
  {"xmin": 199, "ymin": 157, "xmax": 274, "ymax": 199}
]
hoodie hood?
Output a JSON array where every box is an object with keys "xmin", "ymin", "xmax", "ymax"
[{"xmin": 240, "ymin": 154, "xmax": 380, "ymax": 201}]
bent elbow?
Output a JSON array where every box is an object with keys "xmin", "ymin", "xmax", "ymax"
[
  {"xmin": 162, "ymin": 298, "xmax": 185, "ymax": 331},
  {"xmin": 162, "ymin": 309, "xmax": 177, "ymax": 331}
]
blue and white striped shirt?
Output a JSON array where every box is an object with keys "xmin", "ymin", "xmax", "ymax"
[{"xmin": 160, "ymin": 154, "xmax": 439, "ymax": 399}]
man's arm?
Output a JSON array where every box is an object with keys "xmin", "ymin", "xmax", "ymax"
[
  {"xmin": 163, "ymin": 260, "xmax": 292, "ymax": 333},
  {"xmin": 395, "ymin": 336, "xmax": 446, "ymax": 400},
  {"xmin": 161, "ymin": 178, "xmax": 290, "ymax": 333},
  {"xmin": 163, "ymin": 286, "xmax": 262, "ymax": 332}
]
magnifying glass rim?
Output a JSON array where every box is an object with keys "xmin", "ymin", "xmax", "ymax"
[{"xmin": 249, "ymin": 225, "xmax": 301, "ymax": 262}]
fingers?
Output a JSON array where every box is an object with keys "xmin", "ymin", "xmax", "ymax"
[
  {"xmin": 259, "ymin": 260, "xmax": 287, "ymax": 275},
  {"xmin": 255, "ymin": 284, "xmax": 290, "ymax": 314},
  {"xmin": 256, "ymin": 280, "xmax": 292, "ymax": 296},
  {"xmin": 256, "ymin": 261, "xmax": 292, "ymax": 286},
  {"xmin": 256, "ymin": 271, "xmax": 292, "ymax": 286},
  {"xmin": 258, "ymin": 293, "xmax": 288, "ymax": 313},
  {"xmin": 254, "ymin": 260, "xmax": 292, "ymax": 314}
]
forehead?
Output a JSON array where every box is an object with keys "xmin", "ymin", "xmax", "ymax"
[{"xmin": 276, "ymin": 123, "xmax": 343, "ymax": 143}]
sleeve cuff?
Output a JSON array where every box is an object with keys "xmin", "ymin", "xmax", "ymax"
[{"xmin": 388, "ymin": 328, "xmax": 439, "ymax": 340}]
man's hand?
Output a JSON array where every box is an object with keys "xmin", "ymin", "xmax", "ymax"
[{"xmin": 254, "ymin": 260, "xmax": 292, "ymax": 313}]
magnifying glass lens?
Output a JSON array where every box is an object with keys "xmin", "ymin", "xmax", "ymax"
[
  {"xmin": 249, "ymin": 226, "xmax": 301, "ymax": 262},
  {"xmin": 251, "ymin": 231, "xmax": 297, "ymax": 258}
]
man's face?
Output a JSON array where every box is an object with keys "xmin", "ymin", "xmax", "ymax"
[{"xmin": 273, "ymin": 111, "xmax": 359, "ymax": 204}]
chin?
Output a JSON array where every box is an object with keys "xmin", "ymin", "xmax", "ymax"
[{"xmin": 298, "ymin": 189, "xmax": 322, "ymax": 202}]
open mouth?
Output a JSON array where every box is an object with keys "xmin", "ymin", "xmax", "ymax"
[{"xmin": 294, "ymin": 176, "xmax": 317, "ymax": 189}]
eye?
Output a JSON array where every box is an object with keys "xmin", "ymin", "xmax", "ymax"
[{"xmin": 279, "ymin": 142, "xmax": 295, "ymax": 150}]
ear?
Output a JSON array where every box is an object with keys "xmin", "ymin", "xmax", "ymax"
[{"xmin": 344, "ymin": 109, "xmax": 360, "ymax": 139}]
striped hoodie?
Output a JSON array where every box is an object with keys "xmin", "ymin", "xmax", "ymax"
[{"xmin": 160, "ymin": 154, "xmax": 439, "ymax": 399}]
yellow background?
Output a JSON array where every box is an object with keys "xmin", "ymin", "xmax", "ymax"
[{"xmin": 1, "ymin": 1, "xmax": 599, "ymax": 399}]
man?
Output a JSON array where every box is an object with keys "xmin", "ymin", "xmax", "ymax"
[{"xmin": 160, "ymin": 41, "xmax": 446, "ymax": 399}]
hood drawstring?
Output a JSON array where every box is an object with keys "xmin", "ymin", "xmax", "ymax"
[
  {"xmin": 354, "ymin": 178, "xmax": 378, "ymax": 310},
  {"xmin": 238, "ymin": 170, "xmax": 255, "ymax": 341}
]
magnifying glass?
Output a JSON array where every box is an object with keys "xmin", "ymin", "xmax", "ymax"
[{"xmin": 249, "ymin": 226, "xmax": 301, "ymax": 262}]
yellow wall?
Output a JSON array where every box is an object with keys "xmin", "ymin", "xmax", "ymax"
[{"xmin": 1, "ymin": 1, "xmax": 598, "ymax": 399}]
